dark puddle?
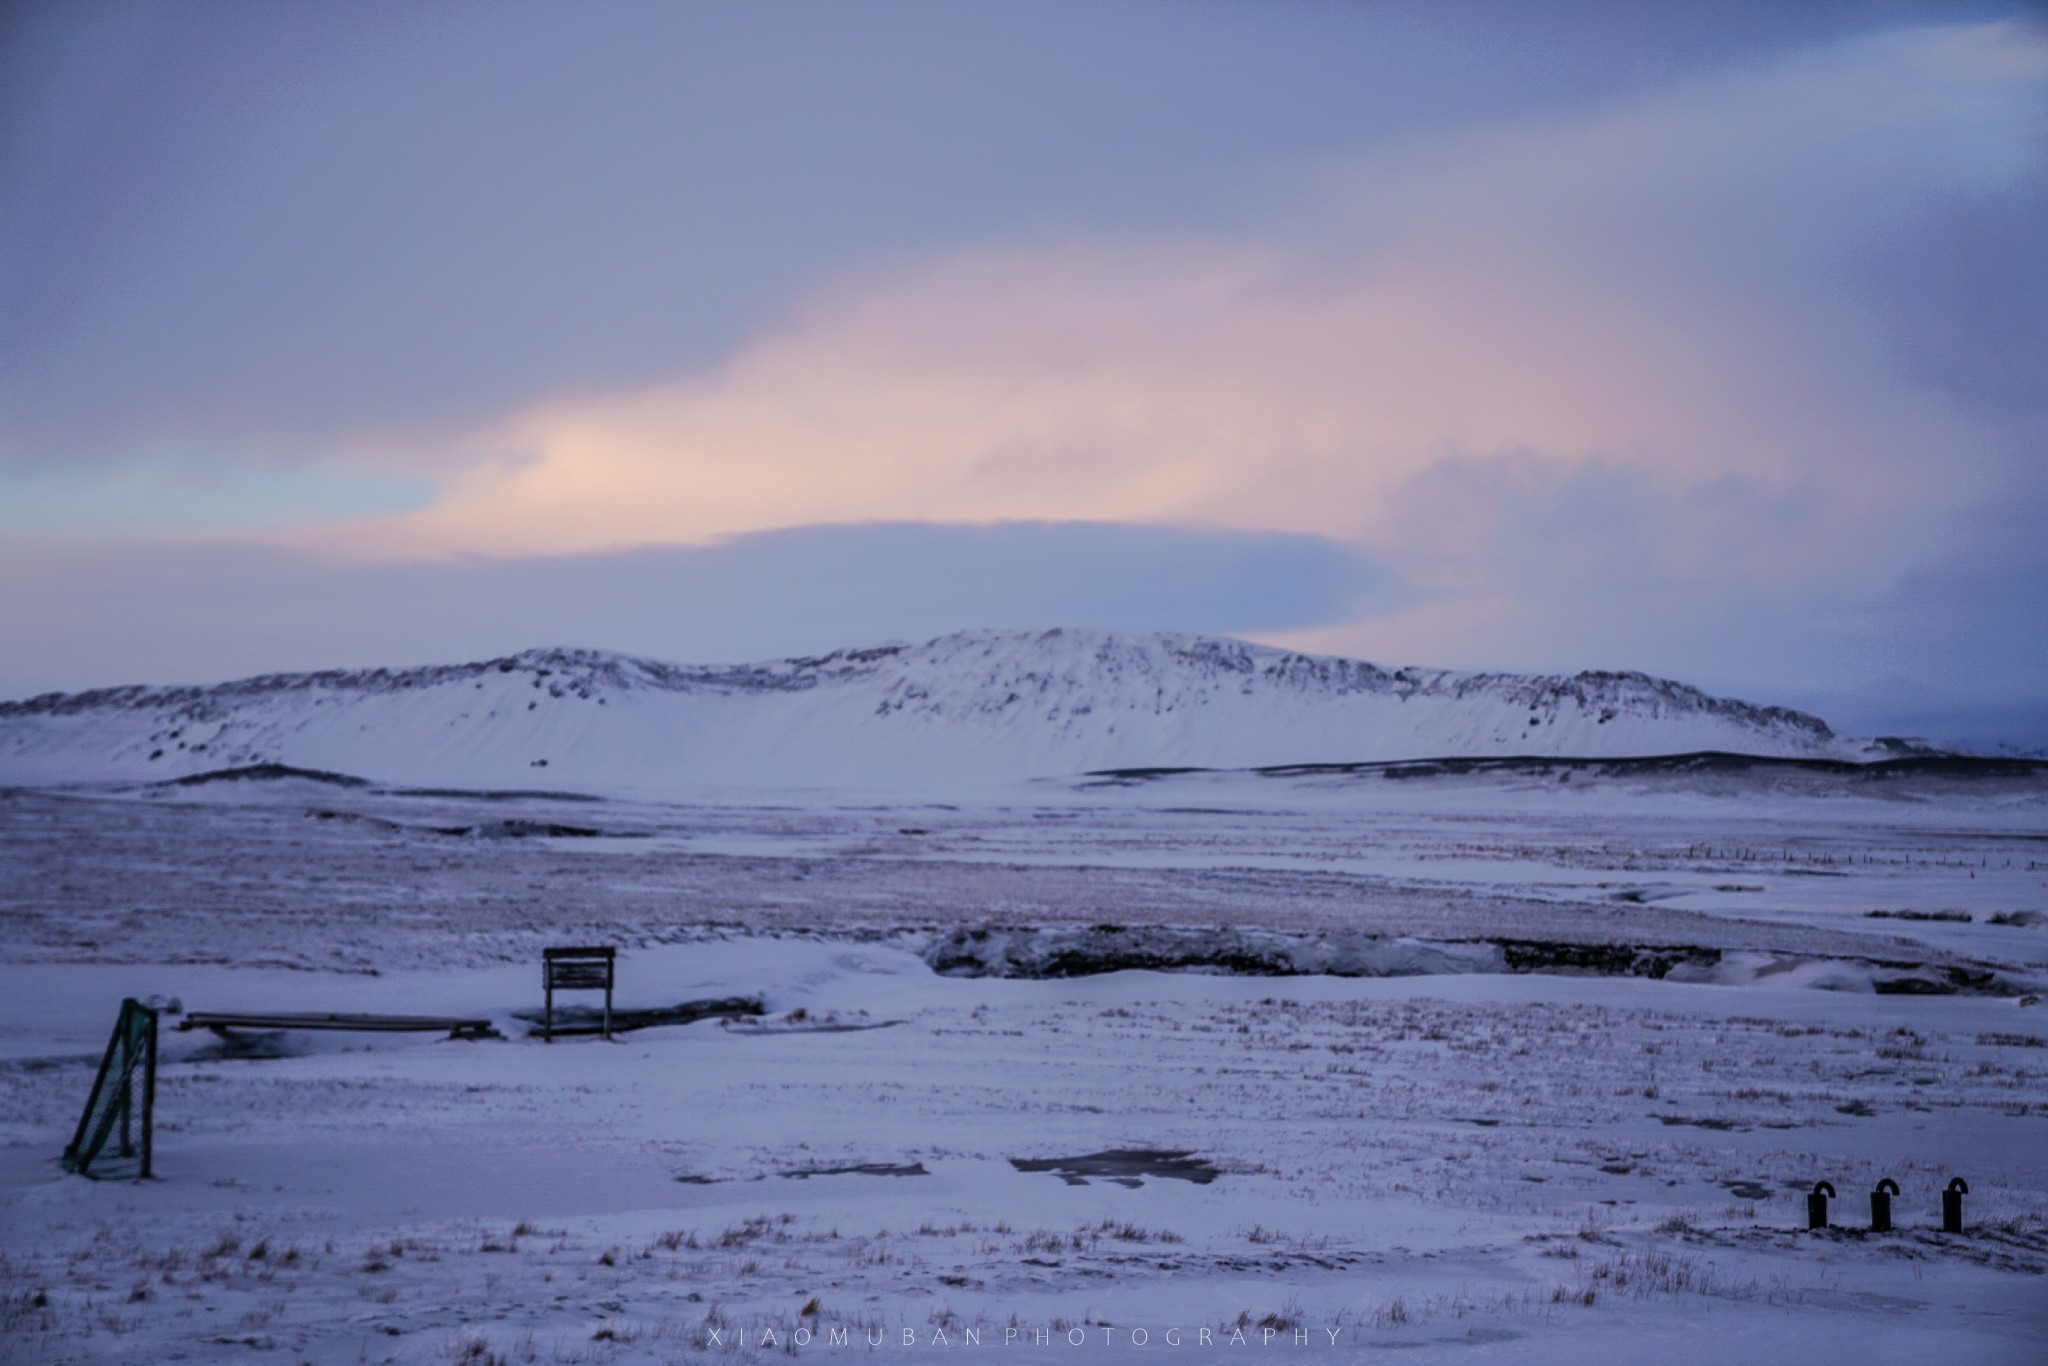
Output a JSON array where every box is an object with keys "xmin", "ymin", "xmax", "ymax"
[
  {"xmin": 722, "ymin": 1019, "xmax": 905, "ymax": 1035},
  {"xmin": 0, "ymin": 1054, "xmax": 97, "ymax": 1074},
  {"xmin": 782, "ymin": 1162, "xmax": 928, "ymax": 1179},
  {"xmin": 1009, "ymin": 1149, "xmax": 1219, "ymax": 1187},
  {"xmin": 429, "ymin": 819, "xmax": 619, "ymax": 839},
  {"xmin": 310, "ymin": 809, "xmax": 631, "ymax": 840},
  {"xmin": 1657, "ymin": 1114, "xmax": 1801, "ymax": 1133},
  {"xmin": 1724, "ymin": 1182, "xmax": 1774, "ymax": 1201}
]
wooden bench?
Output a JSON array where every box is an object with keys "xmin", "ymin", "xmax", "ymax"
[
  {"xmin": 177, "ymin": 1012, "xmax": 497, "ymax": 1040},
  {"xmin": 543, "ymin": 945, "xmax": 616, "ymax": 1041}
]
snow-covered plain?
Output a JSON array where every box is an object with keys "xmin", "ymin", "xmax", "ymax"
[{"xmin": 3, "ymin": 635, "xmax": 2046, "ymax": 1363}]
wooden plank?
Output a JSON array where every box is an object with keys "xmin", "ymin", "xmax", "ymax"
[{"xmin": 177, "ymin": 1012, "xmax": 495, "ymax": 1035}]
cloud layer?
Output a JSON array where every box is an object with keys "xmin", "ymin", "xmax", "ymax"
[
  {"xmin": 3, "ymin": 9, "xmax": 2043, "ymax": 743},
  {"xmin": 12, "ymin": 0, "xmax": 1969, "ymax": 465},
  {"xmin": 299, "ymin": 21, "xmax": 2041, "ymax": 708},
  {"xmin": 371, "ymin": 24, "xmax": 2041, "ymax": 560}
]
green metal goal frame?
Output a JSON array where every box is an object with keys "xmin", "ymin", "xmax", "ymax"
[{"xmin": 63, "ymin": 998, "xmax": 158, "ymax": 1179}]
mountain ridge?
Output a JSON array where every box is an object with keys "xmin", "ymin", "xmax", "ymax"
[{"xmin": 0, "ymin": 628, "xmax": 1912, "ymax": 792}]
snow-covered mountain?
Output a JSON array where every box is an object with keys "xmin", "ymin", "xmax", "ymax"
[{"xmin": 0, "ymin": 628, "xmax": 1890, "ymax": 793}]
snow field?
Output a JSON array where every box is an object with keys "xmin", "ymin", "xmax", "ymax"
[
  {"xmin": 2, "ymin": 760, "xmax": 2044, "ymax": 1361},
  {"xmin": 3, "ymin": 939, "xmax": 2046, "ymax": 1363}
]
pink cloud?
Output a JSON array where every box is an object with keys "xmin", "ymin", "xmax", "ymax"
[{"xmin": 319, "ymin": 23, "xmax": 2039, "ymax": 568}]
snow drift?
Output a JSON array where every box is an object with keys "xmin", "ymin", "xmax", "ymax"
[{"xmin": 0, "ymin": 628, "xmax": 1890, "ymax": 793}]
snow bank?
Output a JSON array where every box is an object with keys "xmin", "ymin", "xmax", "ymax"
[{"xmin": 924, "ymin": 924, "xmax": 2030, "ymax": 995}]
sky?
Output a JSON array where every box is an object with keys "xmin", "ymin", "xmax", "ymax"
[{"xmin": 2, "ymin": 0, "xmax": 2044, "ymax": 749}]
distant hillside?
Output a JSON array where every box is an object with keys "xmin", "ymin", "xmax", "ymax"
[{"xmin": 0, "ymin": 628, "xmax": 1896, "ymax": 793}]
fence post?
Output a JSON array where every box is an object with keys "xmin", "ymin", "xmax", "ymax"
[
  {"xmin": 1806, "ymin": 1181, "xmax": 1835, "ymax": 1230},
  {"xmin": 1869, "ymin": 1179, "xmax": 1898, "ymax": 1233}
]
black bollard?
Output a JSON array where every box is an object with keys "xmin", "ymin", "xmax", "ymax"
[
  {"xmin": 1870, "ymin": 1178, "xmax": 1899, "ymax": 1232},
  {"xmin": 1942, "ymin": 1177, "xmax": 1968, "ymax": 1234},
  {"xmin": 1807, "ymin": 1180, "xmax": 1835, "ymax": 1230}
]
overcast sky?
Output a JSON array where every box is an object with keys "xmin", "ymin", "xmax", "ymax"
[{"xmin": 2, "ymin": 1, "xmax": 2044, "ymax": 748}]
